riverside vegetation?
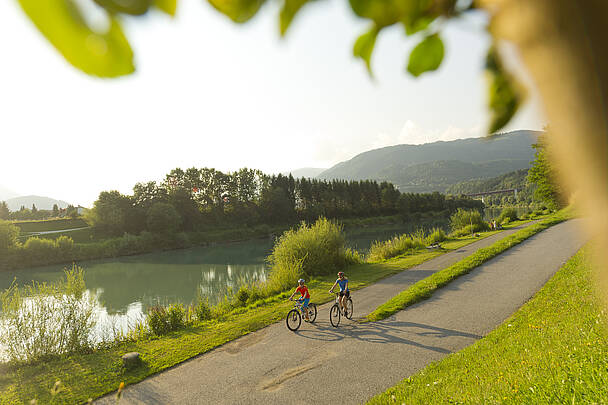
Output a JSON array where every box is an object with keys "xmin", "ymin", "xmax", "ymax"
[
  {"xmin": 0, "ymin": 209, "xmax": 558, "ymax": 403},
  {"xmin": 0, "ymin": 166, "xmax": 484, "ymax": 272}
]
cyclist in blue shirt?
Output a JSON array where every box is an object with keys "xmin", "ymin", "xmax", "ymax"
[{"xmin": 329, "ymin": 271, "xmax": 349, "ymax": 316}]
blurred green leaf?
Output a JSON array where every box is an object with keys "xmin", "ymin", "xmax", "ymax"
[
  {"xmin": 353, "ymin": 26, "xmax": 379, "ymax": 76},
  {"xmin": 407, "ymin": 33, "xmax": 444, "ymax": 76},
  {"xmin": 349, "ymin": 0, "xmax": 402, "ymax": 27},
  {"xmin": 401, "ymin": 0, "xmax": 435, "ymax": 35},
  {"xmin": 207, "ymin": 0, "xmax": 266, "ymax": 23},
  {"xmin": 280, "ymin": 0, "xmax": 308, "ymax": 36},
  {"xmin": 94, "ymin": 0, "xmax": 152, "ymax": 15},
  {"xmin": 486, "ymin": 46, "xmax": 524, "ymax": 133},
  {"xmin": 154, "ymin": 0, "xmax": 178, "ymax": 16},
  {"xmin": 18, "ymin": 0, "xmax": 135, "ymax": 78}
]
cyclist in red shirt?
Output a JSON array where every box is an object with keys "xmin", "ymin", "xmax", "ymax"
[{"xmin": 288, "ymin": 278, "xmax": 311, "ymax": 321}]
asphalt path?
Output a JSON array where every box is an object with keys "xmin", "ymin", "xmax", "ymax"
[{"xmin": 98, "ymin": 220, "xmax": 586, "ymax": 404}]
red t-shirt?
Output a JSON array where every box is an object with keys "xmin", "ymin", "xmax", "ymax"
[{"xmin": 296, "ymin": 285, "xmax": 310, "ymax": 299}]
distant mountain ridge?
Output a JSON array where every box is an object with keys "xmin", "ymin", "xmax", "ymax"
[
  {"xmin": 282, "ymin": 168, "xmax": 327, "ymax": 178},
  {"xmin": 5, "ymin": 195, "xmax": 71, "ymax": 211},
  {"xmin": 317, "ymin": 130, "xmax": 540, "ymax": 193}
]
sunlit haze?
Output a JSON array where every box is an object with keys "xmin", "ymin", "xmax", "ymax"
[{"xmin": 0, "ymin": 0, "xmax": 545, "ymax": 206}]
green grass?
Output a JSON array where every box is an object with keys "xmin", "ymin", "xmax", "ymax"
[
  {"xmin": 366, "ymin": 209, "xmax": 571, "ymax": 322},
  {"xmin": 0, "ymin": 217, "xmax": 545, "ymax": 404},
  {"xmin": 12, "ymin": 219, "xmax": 88, "ymax": 233},
  {"xmin": 368, "ymin": 246, "xmax": 607, "ymax": 404}
]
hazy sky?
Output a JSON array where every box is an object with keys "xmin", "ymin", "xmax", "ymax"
[{"xmin": 0, "ymin": 0, "xmax": 545, "ymax": 206}]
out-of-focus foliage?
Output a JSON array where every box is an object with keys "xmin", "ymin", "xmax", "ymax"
[
  {"xmin": 15, "ymin": 0, "xmax": 521, "ymax": 131},
  {"xmin": 485, "ymin": 45, "xmax": 525, "ymax": 134},
  {"xmin": 18, "ymin": 0, "xmax": 134, "ymax": 77},
  {"xmin": 407, "ymin": 33, "xmax": 444, "ymax": 76}
]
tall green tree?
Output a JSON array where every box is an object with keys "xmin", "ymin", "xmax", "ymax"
[
  {"xmin": 0, "ymin": 202, "xmax": 9, "ymax": 220},
  {"xmin": 527, "ymin": 139, "xmax": 564, "ymax": 210}
]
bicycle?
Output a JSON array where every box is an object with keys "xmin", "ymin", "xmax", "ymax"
[
  {"xmin": 329, "ymin": 292, "xmax": 353, "ymax": 327},
  {"xmin": 286, "ymin": 299, "xmax": 317, "ymax": 331}
]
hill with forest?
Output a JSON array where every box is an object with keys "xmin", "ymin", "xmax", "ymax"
[
  {"xmin": 5, "ymin": 195, "xmax": 71, "ymax": 211},
  {"xmin": 446, "ymin": 169, "xmax": 535, "ymax": 206},
  {"xmin": 317, "ymin": 130, "xmax": 540, "ymax": 193}
]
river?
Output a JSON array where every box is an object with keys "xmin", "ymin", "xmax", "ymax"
[{"xmin": 0, "ymin": 220, "xmax": 448, "ymax": 341}]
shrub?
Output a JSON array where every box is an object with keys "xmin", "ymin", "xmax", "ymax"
[
  {"xmin": 0, "ymin": 265, "xmax": 95, "ymax": 363},
  {"xmin": 167, "ymin": 304, "xmax": 186, "ymax": 330},
  {"xmin": 449, "ymin": 209, "xmax": 489, "ymax": 234},
  {"xmin": 425, "ymin": 228, "xmax": 447, "ymax": 245},
  {"xmin": 147, "ymin": 306, "xmax": 170, "ymax": 335},
  {"xmin": 23, "ymin": 237, "xmax": 57, "ymax": 262},
  {"xmin": 0, "ymin": 220, "xmax": 20, "ymax": 251},
  {"xmin": 367, "ymin": 233, "xmax": 426, "ymax": 262},
  {"xmin": 266, "ymin": 218, "xmax": 359, "ymax": 293},
  {"xmin": 234, "ymin": 286, "xmax": 250, "ymax": 307},
  {"xmin": 194, "ymin": 296, "xmax": 212, "ymax": 321},
  {"xmin": 498, "ymin": 207, "xmax": 518, "ymax": 224}
]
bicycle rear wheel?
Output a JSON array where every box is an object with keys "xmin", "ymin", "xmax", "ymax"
[
  {"xmin": 286, "ymin": 309, "xmax": 301, "ymax": 331},
  {"xmin": 307, "ymin": 303, "xmax": 317, "ymax": 323},
  {"xmin": 345, "ymin": 298, "xmax": 353, "ymax": 320},
  {"xmin": 330, "ymin": 304, "xmax": 341, "ymax": 327}
]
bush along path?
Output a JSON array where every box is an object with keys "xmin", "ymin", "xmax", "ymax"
[
  {"xmin": 94, "ymin": 216, "xmax": 584, "ymax": 405},
  {"xmin": 366, "ymin": 209, "xmax": 572, "ymax": 321}
]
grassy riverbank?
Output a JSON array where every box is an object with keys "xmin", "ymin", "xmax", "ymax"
[
  {"xmin": 0, "ymin": 216, "xmax": 549, "ymax": 404},
  {"xmin": 368, "ymin": 246, "xmax": 607, "ymax": 404},
  {"xmin": 366, "ymin": 209, "xmax": 572, "ymax": 322}
]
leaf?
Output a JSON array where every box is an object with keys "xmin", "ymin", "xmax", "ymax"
[
  {"xmin": 353, "ymin": 26, "xmax": 379, "ymax": 76},
  {"xmin": 93, "ymin": 0, "xmax": 152, "ymax": 15},
  {"xmin": 348, "ymin": 0, "xmax": 402, "ymax": 27},
  {"xmin": 18, "ymin": 0, "xmax": 135, "ymax": 78},
  {"xmin": 279, "ymin": 0, "xmax": 308, "ymax": 36},
  {"xmin": 485, "ymin": 46, "xmax": 525, "ymax": 133},
  {"xmin": 401, "ymin": 0, "xmax": 435, "ymax": 35},
  {"xmin": 407, "ymin": 33, "xmax": 444, "ymax": 77},
  {"xmin": 207, "ymin": 0, "xmax": 266, "ymax": 23},
  {"xmin": 154, "ymin": 0, "xmax": 178, "ymax": 16}
]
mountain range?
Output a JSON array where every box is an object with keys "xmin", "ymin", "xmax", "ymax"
[
  {"xmin": 316, "ymin": 130, "xmax": 540, "ymax": 193},
  {"xmin": 3, "ymin": 195, "xmax": 71, "ymax": 211}
]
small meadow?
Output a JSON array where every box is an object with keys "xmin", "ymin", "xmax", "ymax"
[{"xmin": 368, "ymin": 246, "xmax": 608, "ymax": 404}]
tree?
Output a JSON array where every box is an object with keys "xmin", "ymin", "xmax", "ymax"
[
  {"xmin": 146, "ymin": 202, "xmax": 182, "ymax": 235},
  {"xmin": 0, "ymin": 202, "xmax": 9, "ymax": 220},
  {"xmin": 52, "ymin": 203, "xmax": 59, "ymax": 217},
  {"xmin": 31, "ymin": 204, "xmax": 37, "ymax": 213},
  {"xmin": 89, "ymin": 191, "xmax": 133, "ymax": 236},
  {"xmin": 527, "ymin": 139, "xmax": 564, "ymax": 210},
  {"xmin": 0, "ymin": 219, "xmax": 20, "ymax": 251}
]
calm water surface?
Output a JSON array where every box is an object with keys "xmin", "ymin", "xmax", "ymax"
[{"xmin": 0, "ymin": 221, "xmax": 448, "ymax": 340}]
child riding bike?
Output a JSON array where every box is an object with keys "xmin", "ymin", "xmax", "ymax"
[
  {"xmin": 289, "ymin": 278, "xmax": 311, "ymax": 321},
  {"xmin": 329, "ymin": 271, "xmax": 349, "ymax": 316}
]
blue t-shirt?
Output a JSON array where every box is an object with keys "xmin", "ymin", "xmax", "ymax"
[{"xmin": 337, "ymin": 278, "xmax": 349, "ymax": 292}]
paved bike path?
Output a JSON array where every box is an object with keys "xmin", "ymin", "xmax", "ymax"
[{"xmin": 98, "ymin": 220, "xmax": 585, "ymax": 404}]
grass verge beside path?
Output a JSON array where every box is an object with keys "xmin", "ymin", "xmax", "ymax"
[
  {"xmin": 368, "ymin": 245, "xmax": 608, "ymax": 404},
  {"xmin": 0, "ymin": 218, "xmax": 540, "ymax": 404},
  {"xmin": 366, "ymin": 209, "xmax": 572, "ymax": 322}
]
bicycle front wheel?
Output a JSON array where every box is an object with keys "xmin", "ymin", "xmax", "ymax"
[
  {"xmin": 286, "ymin": 309, "xmax": 301, "ymax": 331},
  {"xmin": 307, "ymin": 303, "xmax": 317, "ymax": 323},
  {"xmin": 330, "ymin": 304, "xmax": 341, "ymax": 327},
  {"xmin": 345, "ymin": 298, "xmax": 353, "ymax": 320}
]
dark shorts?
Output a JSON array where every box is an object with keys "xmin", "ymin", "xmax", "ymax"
[{"xmin": 339, "ymin": 290, "xmax": 350, "ymax": 298}]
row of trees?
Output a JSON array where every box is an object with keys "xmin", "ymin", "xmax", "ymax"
[
  {"xmin": 0, "ymin": 202, "xmax": 79, "ymax": 221},
  {"xmin": 88, "ymin": 167, "xmax": 483, "ymax": 237}
]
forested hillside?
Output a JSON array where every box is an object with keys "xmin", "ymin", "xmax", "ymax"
[
  {"xmin": 446, "ymin": 169, "xmax": 535, "ymax": 206},
  {"xmin": 317, "ymin": 130, "xmax": 540, "ymax": 192}
]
